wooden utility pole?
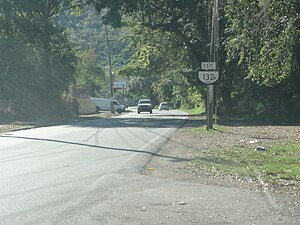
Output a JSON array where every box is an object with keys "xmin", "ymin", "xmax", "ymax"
[
  {"xmin": 105, "ymin": 25, "xmax": 115, "ymax": 113},
  {"xmin": 207, "ymin": 0, "xmax": 219, "ymax": 130}
]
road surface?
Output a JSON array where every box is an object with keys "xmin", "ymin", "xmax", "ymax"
[{"xmin": 0, "ymin": 109, "xmax": 299, "ymax": 224}]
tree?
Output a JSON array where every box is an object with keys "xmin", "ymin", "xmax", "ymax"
[
  {"xmin": 0, "ymin": 0, "xmax": 77, "ymax": 119},
  {"xmin": 75, "ymin": 48, "xmax": 107, "ymax": 97},
  {"xmin": 90, "ymin": 1, "xmax": 212, "ymax": 107},
  {"xmin": 92, "ymin": 0, "xmax": 211, "ymax": 72},
  {"xmin": 88, "ymin": 0, "xmax": 300, "ymax": 119},
  {"xmin": 224, "ymin": 0, "xmax": 300, "ymax": 118},
  {"xmin": 117, "ymin": 19, "xmax": 194, "ymax": 107},
  {"xmin": 63, "ymin": 7, "xmax": 130, "ymax": 98}
]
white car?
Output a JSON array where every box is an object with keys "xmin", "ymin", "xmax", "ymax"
[
  {"xmin": 137, "ymin": 99, "xmax": 152, "ymax": 114},
  {"xmin": 158, "ymin": 102, "xmax": 169, "ymax": 111}
]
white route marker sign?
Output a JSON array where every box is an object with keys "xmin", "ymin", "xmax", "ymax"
[
  {"xmin": 198, "ymin": 71, "xmax": 219, "ymax": 84},
  {"xmin": 201, "ymin": 62, "xmax": 216, "ymax": 70}
]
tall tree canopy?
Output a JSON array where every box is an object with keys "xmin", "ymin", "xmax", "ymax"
[
  {"xmin": 63, "ymin": 6, "xmax": 130, "ymax": 99},
  {"xmin": 92, "ymin": 0, "xmax": 211, "ymax": 68},
  {"xmin": 118, "ymin": 19, "xmax": 194, "ymax": 107},
  {"xmin": 90, "ymin": 0, "xmax": 212, "ymax": 107},
  {"xmin": 225, "ymin": 0, "xmax": 300, "ymax": 86},
  {"xmin": 223, "ymin": 0, "xmax": 300, "ymax": 117}
]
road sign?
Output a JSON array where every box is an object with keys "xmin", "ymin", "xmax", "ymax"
[
  {"xmin": 198, "ymin": 71, "xmax": 219, "ymax": 84},
  {"xmin": 201, "ymin": 62, "xmax": 216, "ymax": 70},
  {"xmin": 113, "ymin": 81, "xmax": 127, "ymax": 88}
]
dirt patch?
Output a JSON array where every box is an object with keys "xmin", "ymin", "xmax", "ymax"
[{"xmin": 145, "ymin": 115, "xmax": 300, "ymax": 196}]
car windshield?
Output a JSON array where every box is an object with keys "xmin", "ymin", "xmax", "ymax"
[{"xmin": 139, "ymin": 100, "xmax": 151, "ymax": 104}]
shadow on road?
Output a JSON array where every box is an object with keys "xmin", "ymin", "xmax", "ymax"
[
  {"xmin": 63, "ymin": 115, "xmax": 205, "ymax": 129},
  {"xmin": 0, "ymin": 134, "xmax": 192, "ymax": 163}
]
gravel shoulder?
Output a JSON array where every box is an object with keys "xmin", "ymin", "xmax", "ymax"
[{"xmin": 144, "ymin": 115, "xmax": 300, "ymax": 196}]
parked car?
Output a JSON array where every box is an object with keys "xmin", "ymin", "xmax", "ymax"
[
  {"xmin": 137, "ymin": 99, "xmax": 152, "ymax": 114},
  {"xmin": 158, "ymin": 102, "xmax": 169, "ymax": 111}
]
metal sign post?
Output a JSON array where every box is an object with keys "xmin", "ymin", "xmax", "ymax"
[
  {"xmin": 199, "ymin": 62, "xmax": 218, "ymax": 130},
  {"xmin": 207, "ymin": 85, "xmax": 214, "ymax": 130}
]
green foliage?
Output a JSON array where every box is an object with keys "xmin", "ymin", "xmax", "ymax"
[
  {"xmin": 0, "ymin": 0, "xmax": 77, "ymax": 119},
  {"xmin": 64, "ymin": 7, "xmax": 130, "ymax": 97},
  {"xmin": 186, "ymin": 106, "xmax": 205, "ymax": 115},
  {"xmin": 225, "ymin": 0, "xmax": 299, "ymax": 85},
  {"xmin": 221, "ymin": 0, "xmax": 300, "ymax": 118},
  {"xmin": 185, "ymin": 87, "xmax": 203, "ymax": 108},
  {"xmin": 126, "ymin": 76, "xmax": 159, "ymax": 104},
  {"xmin": 64, "ymin": 7, "xmax": 107, "ymax": 56},
  {"xmin": 117, "ymin": 18, "xmax": 197, "ymax": 107},
  {"xmin": 92, "ymin": 0, "xmax": 210, "ymax": 66},
  {"xmin": 75, "ymin": 48, "xmax": 106, "ymax": 97},
  {"xmin": 83, "ymin": 0, "xmax": 300, "ymax": 121}
]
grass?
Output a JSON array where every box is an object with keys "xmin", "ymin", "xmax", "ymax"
[
  {"xmin": 182, "ymin": 105, "xmax": 205, "ymax": 115},
  {"xmin": 191, "ymin": 142, "xmax": 300, "ymax": 184},
  {"xmin": 181, "ymin": 106, "xmax": 228, "ymax": 134}
]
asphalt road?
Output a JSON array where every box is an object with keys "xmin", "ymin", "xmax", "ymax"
[{"xmin": 0, "ymin": 109, "xmax": 299, "ymax": 225}]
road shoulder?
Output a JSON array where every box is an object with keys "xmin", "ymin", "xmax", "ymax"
[{"xmin": 144, "ymin": 115, "xmax": 300, "ymax": 196}]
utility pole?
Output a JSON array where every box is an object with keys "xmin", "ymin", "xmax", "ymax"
[
  {"xmin": 207, "ymin": 0, "xmax": 219, "ymax": 130},
  {"xmin": 214, "ymin": 0, "xmax": 220, "ymax": 125},
  {"xmin": 105, "ymin": 25, "xmax": 115, "ymax": 114}
]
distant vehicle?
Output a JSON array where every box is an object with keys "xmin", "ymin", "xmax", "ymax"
[
  {"xmin": 158, "ymin": 102, "xmax": 169, "ymax": 111},
  {"xmin": 137, "ymin": 99, "xmax": 152, "ymax": 114},
  {"xmin": 91, "ymin": 98, "xmax": 125, "ymax": 114}
]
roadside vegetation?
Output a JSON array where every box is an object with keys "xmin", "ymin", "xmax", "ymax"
[
  {"xmin": 182, "ymin": 105, "xmax": 205, "ymax": 116},
  {"xmin": 182, "ymin": 111, "xmax": 300, "ymax": 191},
  {"xmin": 191, "ymin": 142, "xmax": 300, "ymax": 185}
]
